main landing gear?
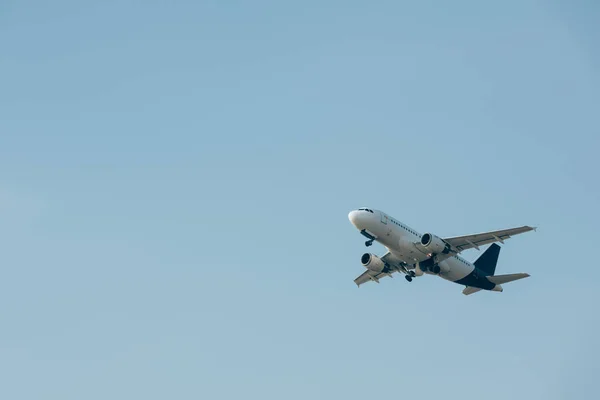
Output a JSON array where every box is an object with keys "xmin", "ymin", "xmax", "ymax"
[
  {"xmin": 404, "ymin": 271, "xmax": 416, "ymax": 283},
  {"xmin": 365, "ymin": 239, "xmax": 374, "ymax": 247}
]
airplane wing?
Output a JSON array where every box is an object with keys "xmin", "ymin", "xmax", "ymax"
[
  {"xmin": 353, "ymin": 252, "xmax": 405, "ymax": 287},
  {"xmin": 354, "ymin": 269, "xmax": 393, "ymax": 286},
  {"xmin": 443, "ymin": 226, "xmax": 536, "ymax": 253}
]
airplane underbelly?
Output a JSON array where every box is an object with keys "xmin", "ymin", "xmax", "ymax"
[
  {"xmin": 439, "ymin": 259, "xmax": 473, "ymax": 282},
  {"xmin": 388, "ymin": 238, "xmax": 427, "ymax": 263},
  {"xmin": 376, "ymin": 229, "xmax": 398, "ymax": 248}
]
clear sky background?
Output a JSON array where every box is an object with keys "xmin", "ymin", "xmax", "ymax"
[{"xmin": 1, "ymin": 1, "xmax": 599, "ymax": 399}]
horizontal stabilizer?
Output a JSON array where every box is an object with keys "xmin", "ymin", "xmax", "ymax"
[
  {"xmin": 463, "ymin": 286, "xmax": 482, "ymax": 295},
  {"xmin": 487, "ymin": 273, "xmax": 530, "ymax": 285}
]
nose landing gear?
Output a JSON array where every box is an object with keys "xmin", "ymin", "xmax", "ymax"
[{"xmin": 360, "ymin": 230, "xmax": 377, "ymax": 247}]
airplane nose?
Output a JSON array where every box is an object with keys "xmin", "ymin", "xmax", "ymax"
[{"xmin": 348, "ymin": 210, "xmax": 359, "ymax": 225}]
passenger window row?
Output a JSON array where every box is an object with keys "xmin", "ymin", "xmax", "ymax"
[{"xmin": 390, "ymin": 219, "xmax": 420, "ymax": 237}]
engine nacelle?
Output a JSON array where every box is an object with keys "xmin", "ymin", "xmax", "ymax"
[
  {"xmin": 415, "ymin": 258, "xmax": 450, "ymax": 275},
  {"xmin": 420, "ymin": 233, "xmax": 451, "ymax": 254},
  {"xmin": 416, "ymin": 258, "xmax": 437, "ymax": 275},
  {"xmin": 361, "ymin": 253, "xmax": 385, "ymax": 273}
]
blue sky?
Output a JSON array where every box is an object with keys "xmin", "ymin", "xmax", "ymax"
[{"xmin": 1, "ymin": 1, "xmax": 599, "ymax": 399}]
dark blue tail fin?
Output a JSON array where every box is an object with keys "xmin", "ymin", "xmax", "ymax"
[{"xmin": 474, "ymin": 243, "xmax": 501, "ymax": 276}]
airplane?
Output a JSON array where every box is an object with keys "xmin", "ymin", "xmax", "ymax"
[{"xmin": 348, "ymin": 208, "xmax": 536, "ymax": 295}]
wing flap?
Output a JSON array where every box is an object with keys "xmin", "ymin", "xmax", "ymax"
[{"xmin": 354, "ymin": 270, "xmax": 393, "ymax": 286}]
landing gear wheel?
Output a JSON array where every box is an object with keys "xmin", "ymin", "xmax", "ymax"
[
  {"xmin": 365, "ymin": 240, "xmax": 373, "ymax": 247},
  {"xmin": 405, "ymin": 275, "xmax": 413, "ymax": 282}
]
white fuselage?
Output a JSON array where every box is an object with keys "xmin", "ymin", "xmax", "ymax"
[{"xmin": 348, "ymin": 208, "xmax": 475, "ymax": 283}]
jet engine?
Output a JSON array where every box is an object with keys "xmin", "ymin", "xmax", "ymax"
[
  {"xmin": 420, "ymin": 233, "xmax": 451, "ymax": 254},
  {"xmin": 361, "ymin": 253, "xmax": 385, "ymax": 273},
  {"xmin": 416, "ymin": 258, "xmax": 437, "ymax": 275},
  {"xmin": 415, "ymin": 258, "xmax": 450, "ymax": 275}
]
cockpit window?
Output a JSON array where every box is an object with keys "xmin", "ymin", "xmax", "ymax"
[{"xmin": 358, "ymin": 208, "xmax": 374, "ymax": 213}]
